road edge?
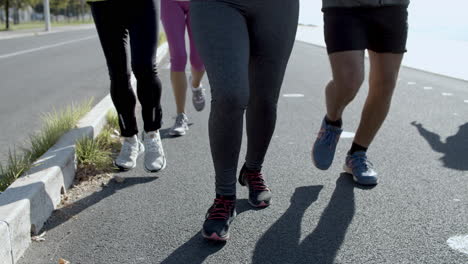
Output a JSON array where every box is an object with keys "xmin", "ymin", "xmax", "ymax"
[{"xmin": 0, "ymin": 42, "xmax": 168, "ymax": 264}]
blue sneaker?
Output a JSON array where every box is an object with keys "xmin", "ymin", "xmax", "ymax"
[
  {"xmin": 344, "ymin": 151, "xmax": 378, "ymax": 186},
  {"xmin": 312, "ymin": 117, "xmax": 343, "ymax": 170}
]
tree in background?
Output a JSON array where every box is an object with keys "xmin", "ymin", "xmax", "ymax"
[{"xmin": 0, "ymin": 0, "xmax": 90, "ymax": 29}]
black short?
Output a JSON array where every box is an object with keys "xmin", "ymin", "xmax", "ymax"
[{"xmin": 323, "ymin": 6, "xmax": 408, "ymax": 54}]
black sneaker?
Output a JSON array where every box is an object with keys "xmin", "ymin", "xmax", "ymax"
[
  {"xmin": 238, "ymin": 164, "xmax": 272, "ymax": 208},
  {"xmin": 202, "ymin": 195, "xmax": 236, "ymax": 241}
]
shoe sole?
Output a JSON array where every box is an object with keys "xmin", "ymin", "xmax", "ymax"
[
  {"xmin": 249, "ymin": 200, "xmax": 271, "ymax": 208},
  {"xmin": 201, "ymin": 231, "xmax": 229, "ymax": 242},
  {"xmin": 193, "ymin": 104, "xmax": 205, "ymax": 112},
  {"xmin": 144, "ymin": 156, "xmax": 167, "ymax": 173},
  {"xmin": 343, "ymin": 164, "xmax": 378, "ymax": 186},
  {"xmin": 169, "ymin": 130, "xmax": 186, "ymax": 137},
  {"xmin": 169, "ymin": 126, "xmax": 189, "ymax": 137}
]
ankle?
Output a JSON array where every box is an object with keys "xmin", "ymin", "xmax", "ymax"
[
  {"xmin": 216, "ymin": 194, "xmax": 236, "ymax": 200},
  {"xmin": 325, "ymin": 116, "xmax": 343, "ymax": 128},
  {"xmin": 348, "ymin": 142, "xmax": 368, "ymax": 155}
]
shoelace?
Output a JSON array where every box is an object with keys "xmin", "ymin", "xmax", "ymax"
[
  {"xmin": 145, "ymin": 135, "xmax": 161, "ymax": 153},
  {"xmin": 349, "ymin": 155, "xmax": 373, "ymax": 172},
  {"xmin": 174, "ymin": 115, "xmax": 186, "ymax": 128},
  {"xmin": 245, "ymin": 172, "xmax": 270, "ymax": 191},
  {"xmin": 207, "ymin": 198, "xmax": 235, "ymax": 220},
  {"xmin": 318, "ymin": 127, "xmax": 341, "ymax": 149},
  {"xmin": 121, "ymin": 140, "xmax": 138, "ymax": 157}
]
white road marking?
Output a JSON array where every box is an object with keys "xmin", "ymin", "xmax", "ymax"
[
  {"xmin": 0, "ymin": 36, "xmax": 96, "ymax": 60},
  {"xmin": 341, "ymin": 131, "xmax": 355, "ymax": 139},
  {"xmin": 423, "ymin": 86, "xmax": 433, "ymax": 90},
  {"xmin": 283, "ymin": 94, "xmax": 305, "ymax": 98},
  {"xmin": 442, "ymin": 93, "xmax": 453, "ymax": 96},
  {"xmin": 447, "ymin": 235, "xmax": 468, "ymax": 255},
  {"xmin": 453, "ymin": 113, "xmax": 459, "ymax": 116},
  {"xmin": 453, "ymin": 199, "xmax": 461, "ymax": 202},
  {"xmin": 407, "ymin": 82, "xmax": 416, "ymax": 85},
  {"xmin": 464, "ymin": 100, "xmax": 468, "ymax": 103}
]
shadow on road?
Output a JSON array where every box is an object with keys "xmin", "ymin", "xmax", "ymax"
[
  {"xmin": 42, "ymin": 176, "xmax": 158, "ymax": 232},
  {"xmin": 411, "ymin": 121, "xmax": 468, "ymax": 171},
  {"xmin": 159, "ymin": 198, "xmax": 265, "ymax": 264},
  {"xmin": 159, "ymin": 232, "xmax": 226, "ymax": 264},
  {"xmin": 253, "ymin": 174, "xmax": 355, "ymax": 264}
]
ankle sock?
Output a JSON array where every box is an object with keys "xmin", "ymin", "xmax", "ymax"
[
  {"xmin": 325, "ymin": 116, "xmax": 343, "ymax": 128},
  {"xmin": 348, "ymin": 142, "xmax": 368, "ymax": 155}
]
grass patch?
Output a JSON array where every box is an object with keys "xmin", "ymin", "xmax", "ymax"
[
  {"xmin": 0, "ymin": 99, "xmax": 94, "ymax": 192},
  {"xmin": 75, "ymin": 110, "xmax": 121, "ymax": 178},
  {"xmin": 0, "ymin": 150, "xmax": 31, "ymax": 191},
  {"xmin": 76, "ymin": 137, "xmax": 112, "ymax": 171},
  {"xmin": 106, "ymin": 110, "xmax": 119, "ymax": 132},
  {"xmin": 27, "ymin": 100, "xmax": 94, "ymax": 162}
]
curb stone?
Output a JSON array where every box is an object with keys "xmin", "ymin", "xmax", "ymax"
[{"xmin": 0, "ymin": 43, "xmax": 168, "ymax": 264}]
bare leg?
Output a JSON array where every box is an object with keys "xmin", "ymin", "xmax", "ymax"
[
  {"xmin": 326, "ymin": 50, "xmax": 365, "ymax": 121},
  {"xmin": 190, "ymin": 67, "xmax": 205, "ymax": 88},
  {"xmin": 354, "ymin": 51, "xmax": 404, "ymax": 147},
  {"xmin": 170, "ymin": 71, "xmax": 188, "ymax": 114}
]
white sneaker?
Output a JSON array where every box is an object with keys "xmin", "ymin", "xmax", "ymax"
[
  {"xmin": 169, "ymin": 113, "xmax": 189, "ymax": 136},
  {"xmin": 143, "ymin": 131, "xmax": 166, "ymax": 172},
  {"xmin": 115, "ymin": 135, "xmax": 144, "ymax": 171},
  {"xmin": 190, "ymin": 76, "xmax": 206, "ymax": 112}
]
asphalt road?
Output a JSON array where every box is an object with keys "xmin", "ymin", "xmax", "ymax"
[
  {"xmin": 0, "ymin": 28, "xmax": 108, "ymax": 164},
  {"xmin": 19, "ymin": 41, "xmax": 468, "ymax": 264}
]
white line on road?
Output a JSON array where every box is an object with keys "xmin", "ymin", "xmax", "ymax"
[
  {"xmin": 283, "ymin": 93, "xmax": 305, "ymax": 98},
  {"xmin": 442, "ymin": 92, "xmax": 453, "ymax": 96},
  {"xmin": 447, "ymin": 235, "xmax": 468, "ymax": 255},
  {"xmin": 0, "ymin": 35, "xmax": 96, "ymax": 60},
  {"xmin": 423, "ymin": 86, "xmax": 433, "ymax": 90},
  {"xmin": 341, "ymin": 131, "xmax": 355, "ymax": 139},
  {"xmin": 464, "ymin": 100, "xmax": 468, "ymax": 103},
  {"xmin": 407, "ymin": 81, "xmax": 416, "ymax": 85}
]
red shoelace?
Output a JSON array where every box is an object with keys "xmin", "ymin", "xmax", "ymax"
[
  {"xmin": 207, "ymin": 198, "xmax": 235, "ymax": 220},
  {"xmin": 245, "ymin": 172, "xmax": 270, "ymax": 191}
]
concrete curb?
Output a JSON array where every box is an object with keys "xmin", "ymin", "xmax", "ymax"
[{"xmin": 0, "ymin": 42, "xmax": 168, "ymax": 264}]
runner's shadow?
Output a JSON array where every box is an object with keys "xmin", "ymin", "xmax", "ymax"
[
  {"xmin": 159, "ymin": 232, "xmax": 225, "ymax": 264},
  {"xmin": 411, "ymin": 121, "xmax": 468, "ymax": 171},
  {"xmin": 41, "ymin": 176, "xmax": 158, "ymax": 232},
  {"xmin": 252, "ymin": 174, "xmax": 355, "ymax": 264},
  {"xmin": 159, "ymin": 198, "xmax": 263, "ymax": 264}
]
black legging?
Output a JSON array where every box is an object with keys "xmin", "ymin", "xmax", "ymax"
[
  {"xmin": 90, "ymin": 0, "xmax": 162, "ymax": 137},
  {"xmin": 191, "ymin": 0, "xmax": 299, "ymax": 195}
]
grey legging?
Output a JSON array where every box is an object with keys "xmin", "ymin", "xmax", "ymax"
[{"xmin": 190, "ymin": 0, "xmax": 299, "ymax": 195}]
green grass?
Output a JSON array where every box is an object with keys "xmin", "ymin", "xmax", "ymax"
[
  {"xmin": 75, "ymin": 110, "xmax": 121, "ymax": 174},
  {"xmin": 0, "ymin": 20, "xmax": 94, "ymax": 32},
  {"xmin": 106, "ymin": 110, "xmax": 119, "ymax": 132},
  {"xmin": 0, "ymin": 150, "xmax": 31, "ymax": 191},
  {"xmin": 76, "ymin": 136, "xmax": 112, "ymax": 171},
  {"xmin": 27, "ymin": 99, "xmax": 94, "ymax": 162},
  {"xmin": 0, "ymin": 98, "xmax": 94, "ymax": 192}
]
